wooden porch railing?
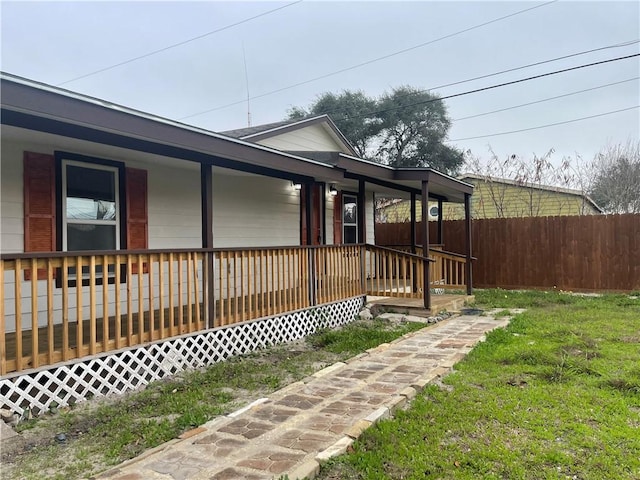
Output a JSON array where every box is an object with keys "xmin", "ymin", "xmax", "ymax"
[
  {"xmin": 364, "ymin": 245, "xmax": 428, "ymax": 298},
  {"xmin": 363, "ymin": 244, "xmax": 468, "ymax": 297},
  {"xmin": 215, "ymin": 247, "xmax": 311, "ymax": 325},
  {"xmin": 0, "ymin": 243, "xmax": 467, "ymax": 375},
  {"xmin": 0, "ymin": 245, "xmax": 367, "ymax": 375},
  {"xmin": 429, "ymin": 249, "xmax": 468, "ymax": 290},
  {"xmin": 0, "ymin": 249, "xmax": 210, "ymax": 375}
]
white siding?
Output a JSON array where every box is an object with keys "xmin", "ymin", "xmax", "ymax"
[
  {"xmin": 213, "ymin": 175, "xmax": 300, "ymax": 248},
  {"xmin": 325, "ymin": 188, "xmax": 335, "ymax": 245},
  {"xmin": 256, "ymin": 124, "xmax": 343, "ymax": 152},
  {"xmin": 366, "ymin": 191, "xmax": 375, "ymax": 245},
  {"xmin": 145, "ymin": 163, "xmax": 201, "ymax": 249},
  {"xmin": 1, "ymin": 142, "xmax": 28, "ymax": 253}
]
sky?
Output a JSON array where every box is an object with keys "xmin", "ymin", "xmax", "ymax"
[{"xmin": 2, "ymin": 0, "xmax": 639, "ymax": 172}]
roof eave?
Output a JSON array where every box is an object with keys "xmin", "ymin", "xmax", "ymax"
[{"xmin": 0, "ymin": 74, "xmax": 342, "ymax": 181}]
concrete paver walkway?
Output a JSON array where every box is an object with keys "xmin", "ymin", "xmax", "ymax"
[{"xmin": 96, "ymin": 312, "xmax": 510, "ymax": 480}]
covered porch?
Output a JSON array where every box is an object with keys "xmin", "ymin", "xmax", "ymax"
[
  {"xmin": 1, "ymin": 73, "xmax": 475, "ymax": 404},
  {"xmin": 1, "ymin": 242, "xmax": 471, "ymax": 375}
]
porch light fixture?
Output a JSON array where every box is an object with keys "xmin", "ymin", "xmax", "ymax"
[
  {"xmin": 329, "ymin": 184, "xmax": 338, "ymax": 196},
  {"xmin": 292, "ymin": 182, "xmax": 302, "ymax": 190}
]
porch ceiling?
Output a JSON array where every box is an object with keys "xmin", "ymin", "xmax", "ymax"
[{"xmin": 336, "ymin": 154, "xmax": 473, "ymax": 204}]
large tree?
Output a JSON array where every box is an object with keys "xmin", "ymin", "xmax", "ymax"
[
  {"xmin": 588, "ymin": 140, "xmax": 640, "ymax": 213},
  {"xmin": 287, "ymin": 86, "xmax": 465, "ymax": 174},
  {"xmin": 288, "ymin": 90, "xmax": 380, "ymax": 158}
]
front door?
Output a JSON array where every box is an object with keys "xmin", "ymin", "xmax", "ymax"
[{"xmin": 301, "ymin": 183, "xmax": 323, "ymax": 245}]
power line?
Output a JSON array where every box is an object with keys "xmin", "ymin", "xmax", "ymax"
[
  {"xmin": 341, "ymin": 54, "xmax": 640, "ymax": 120},
  {"xmin": 452, "ymin": 77, "xmax": 640, "ymax": 121},
  {"xmin": 179, "ymin": 0, "xmax": 558, "ymax": 120},
  {"xmin": 287, "ymin": 39, "xmax": 639, "ymax": 122},
  {"xmin": 57, "ymin": 1, "xmax": 303, "ymax": 86},
  {"xmin": 448, "ymin": 105, "xmax": 639, "ymax": 142}
]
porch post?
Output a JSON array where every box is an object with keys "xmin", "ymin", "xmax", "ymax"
[
  {"xmin": 201, "ymin": 163, "xmax": 215, "ymax": 328},
  {"xmin": 464, "ymin": 192, "xmax": 473, "ymax": 295},
  {"xmin": 410, "ymin": 192, "xmax": 416, "ymax": 254},
  {"xmin": 358, "ymin": 179, "xmax": 366, "ymax": 244},
  {"xmin": 421, "ymin": 179, "xmax": 431, "ymax": 310},
  {"xmin": 437, "ymin": 198, "xmax": 443, "ymax": 245},
  {"xmin": 305, "ymin": 182, "xmax": 316, "ymax": 306},
  {"xmin": 357, "ymin": 180, "xmax": 367, "ymax": 296}
]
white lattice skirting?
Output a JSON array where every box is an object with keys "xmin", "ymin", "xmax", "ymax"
[{"xmin": 1, "ymin": 296, "xmax": 364, "ymax": 417}]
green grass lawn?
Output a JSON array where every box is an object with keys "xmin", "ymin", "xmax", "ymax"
[{"xmin": 319, "ymin": 290, "xmax": 640, "ymax": 480}]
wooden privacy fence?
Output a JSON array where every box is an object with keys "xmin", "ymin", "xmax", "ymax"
[{"xmin": 375, "ymin": 213, "xmax": 640, "ymax": 291}]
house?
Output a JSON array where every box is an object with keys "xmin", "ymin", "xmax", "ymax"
[
  {"xmin": 378, "ymin": 173, "xmax": 603, "ymax": 222},
  {"xmin": 0, "ymin": 73, "xmax": 473, "ymax": 416}
]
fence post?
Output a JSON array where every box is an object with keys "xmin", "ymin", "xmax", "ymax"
[{"xmin": 464, "ymin": 193, "xmax": 473, "ymax": 295}]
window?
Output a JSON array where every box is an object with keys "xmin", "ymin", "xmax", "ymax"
[
  {"xmin": 62, "ymin": 160, "xmax": 119, "ymax": 252},
  {"xmin": 343, "ymin": 194, "xmax": 358, "ymax": 244},
  {"xmin": 23, "ymin": 150, "xmax": 147, "ymax": 283}
]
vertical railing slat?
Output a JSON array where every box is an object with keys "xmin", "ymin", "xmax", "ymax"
[
  {"xmin": 186, "ymin": 252, "xmax": 193, "ymax": 333},
  {"xmin": 115, "ymin": 254, "xmax": 121, "ymax": 349},
  {"xmin": 76, "ymin": 256, "xmax": 84, "ymax": 358},
  {"xmin": 0, "ymin": 260, "xmax": 6, "ymax": 375},
  {"xmin": 168, "ymin": 253, "xmax": 175, "ymax": 337},
  {"xmin": 178, "ymin": 253, "xmax": 184, "ymax": 332},
  {"xmin": 15, "ymin": 259, "xmax": 23, "ymax": 372},
  {"xmin": 148, "ymin": 254, "xmax": 155, "ymax": 340},
  {"xmin": 137, "ymin": 254, "xmax": 144, "ymax": 343},
  {"xmin": 62, "ymin": 257, "xmax": 69, "ymax": 360},
  {"xmin": 30, "ymin": 258, "xmax": 39, "ymax": 368},
  {"xmin": 126, "ymin": 255, "xmax": 133, "ymax": 347},
  {"xmin": 240, "ymin": 250, "xmax": 246, "ymax": 322},
  {"xmin": 159, "ymin": 253, "xmax": 165, "ymax": 339},
  {"xmin": 245, "ymin": 250, "xmax": 251, "ymax": 321},
  {"xmin": 47, "ymin": 259, "xmax": 54, "ymax": 364},
  {"xmin": 89, "ymin": 256, "xmax": 97, "ymax": 356},
  {"xmin": 102, "ymin": 255, "xmax": 109, "ymax": 352},
  {"xmin": 193, "ymin": 252, "xmax": 201, "ymax": 330},
  {"xmin": 232, "ymin": 251, "xmax": 238, "ymax": 324}
]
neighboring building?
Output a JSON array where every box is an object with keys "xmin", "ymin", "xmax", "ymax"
[{"xmin": 378, "ymin": 173, "xmax": 603, "ymax": 222}]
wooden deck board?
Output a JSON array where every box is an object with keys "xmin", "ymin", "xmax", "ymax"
[{"xmin": 367, "ymin": 294, "xmax": 474, "ymax": 316}]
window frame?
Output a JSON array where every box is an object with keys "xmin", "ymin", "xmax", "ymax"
[
  {"xmin": 54, "ymin": 152, "xmax": 127, "ymax": 287},
  {"xmin": 62, "ymin": 159, "xmax": 121, "ymax": 252},
  {"xmin": 342, "ymin": 192, "xmax": 358, "ymax": 244}
]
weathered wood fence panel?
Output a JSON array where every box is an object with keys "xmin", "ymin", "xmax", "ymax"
[{"xmin": 375, "ymin": 214, "xmax": 640, "ymax": 292}]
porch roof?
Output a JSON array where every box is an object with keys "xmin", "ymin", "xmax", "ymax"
[
  {"xmin": 0, "ymin": 73, "xmax": 341, "ymax": 184},
  {"xmin": 1, "ymin": 72, "xmax": 473, "ymax": 203}
]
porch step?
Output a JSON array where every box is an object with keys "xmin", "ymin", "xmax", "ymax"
[{"xmin": 367, "ymin": 294, "xmax": 475, "ymax": 318}]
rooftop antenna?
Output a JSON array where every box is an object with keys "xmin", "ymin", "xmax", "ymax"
[{"xmin": 242, "ymin": 42, "xmax": 251, "ymax": 127}]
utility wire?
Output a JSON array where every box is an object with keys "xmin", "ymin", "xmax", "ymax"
[
  {"xmin": 315, "ymin": 40, "xmax": 639, "ymax": 120},
  {"xmin": 57, "ymin": 0, "xmax": 303, "ymax": 86},
  {"xmin": 448, "ymin": 105, "xmax": 639, "ymax": 142},
  {"xmin": 179, "ymin": 0, "xmax": 558, "ymax": 120},
  {"xmin": 340, "ymin": 54, "xmax": 640, "ymax": 120},
  {"xmin": 452, "ymin": 77, "xmax": 640, "ymax": 121}
]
